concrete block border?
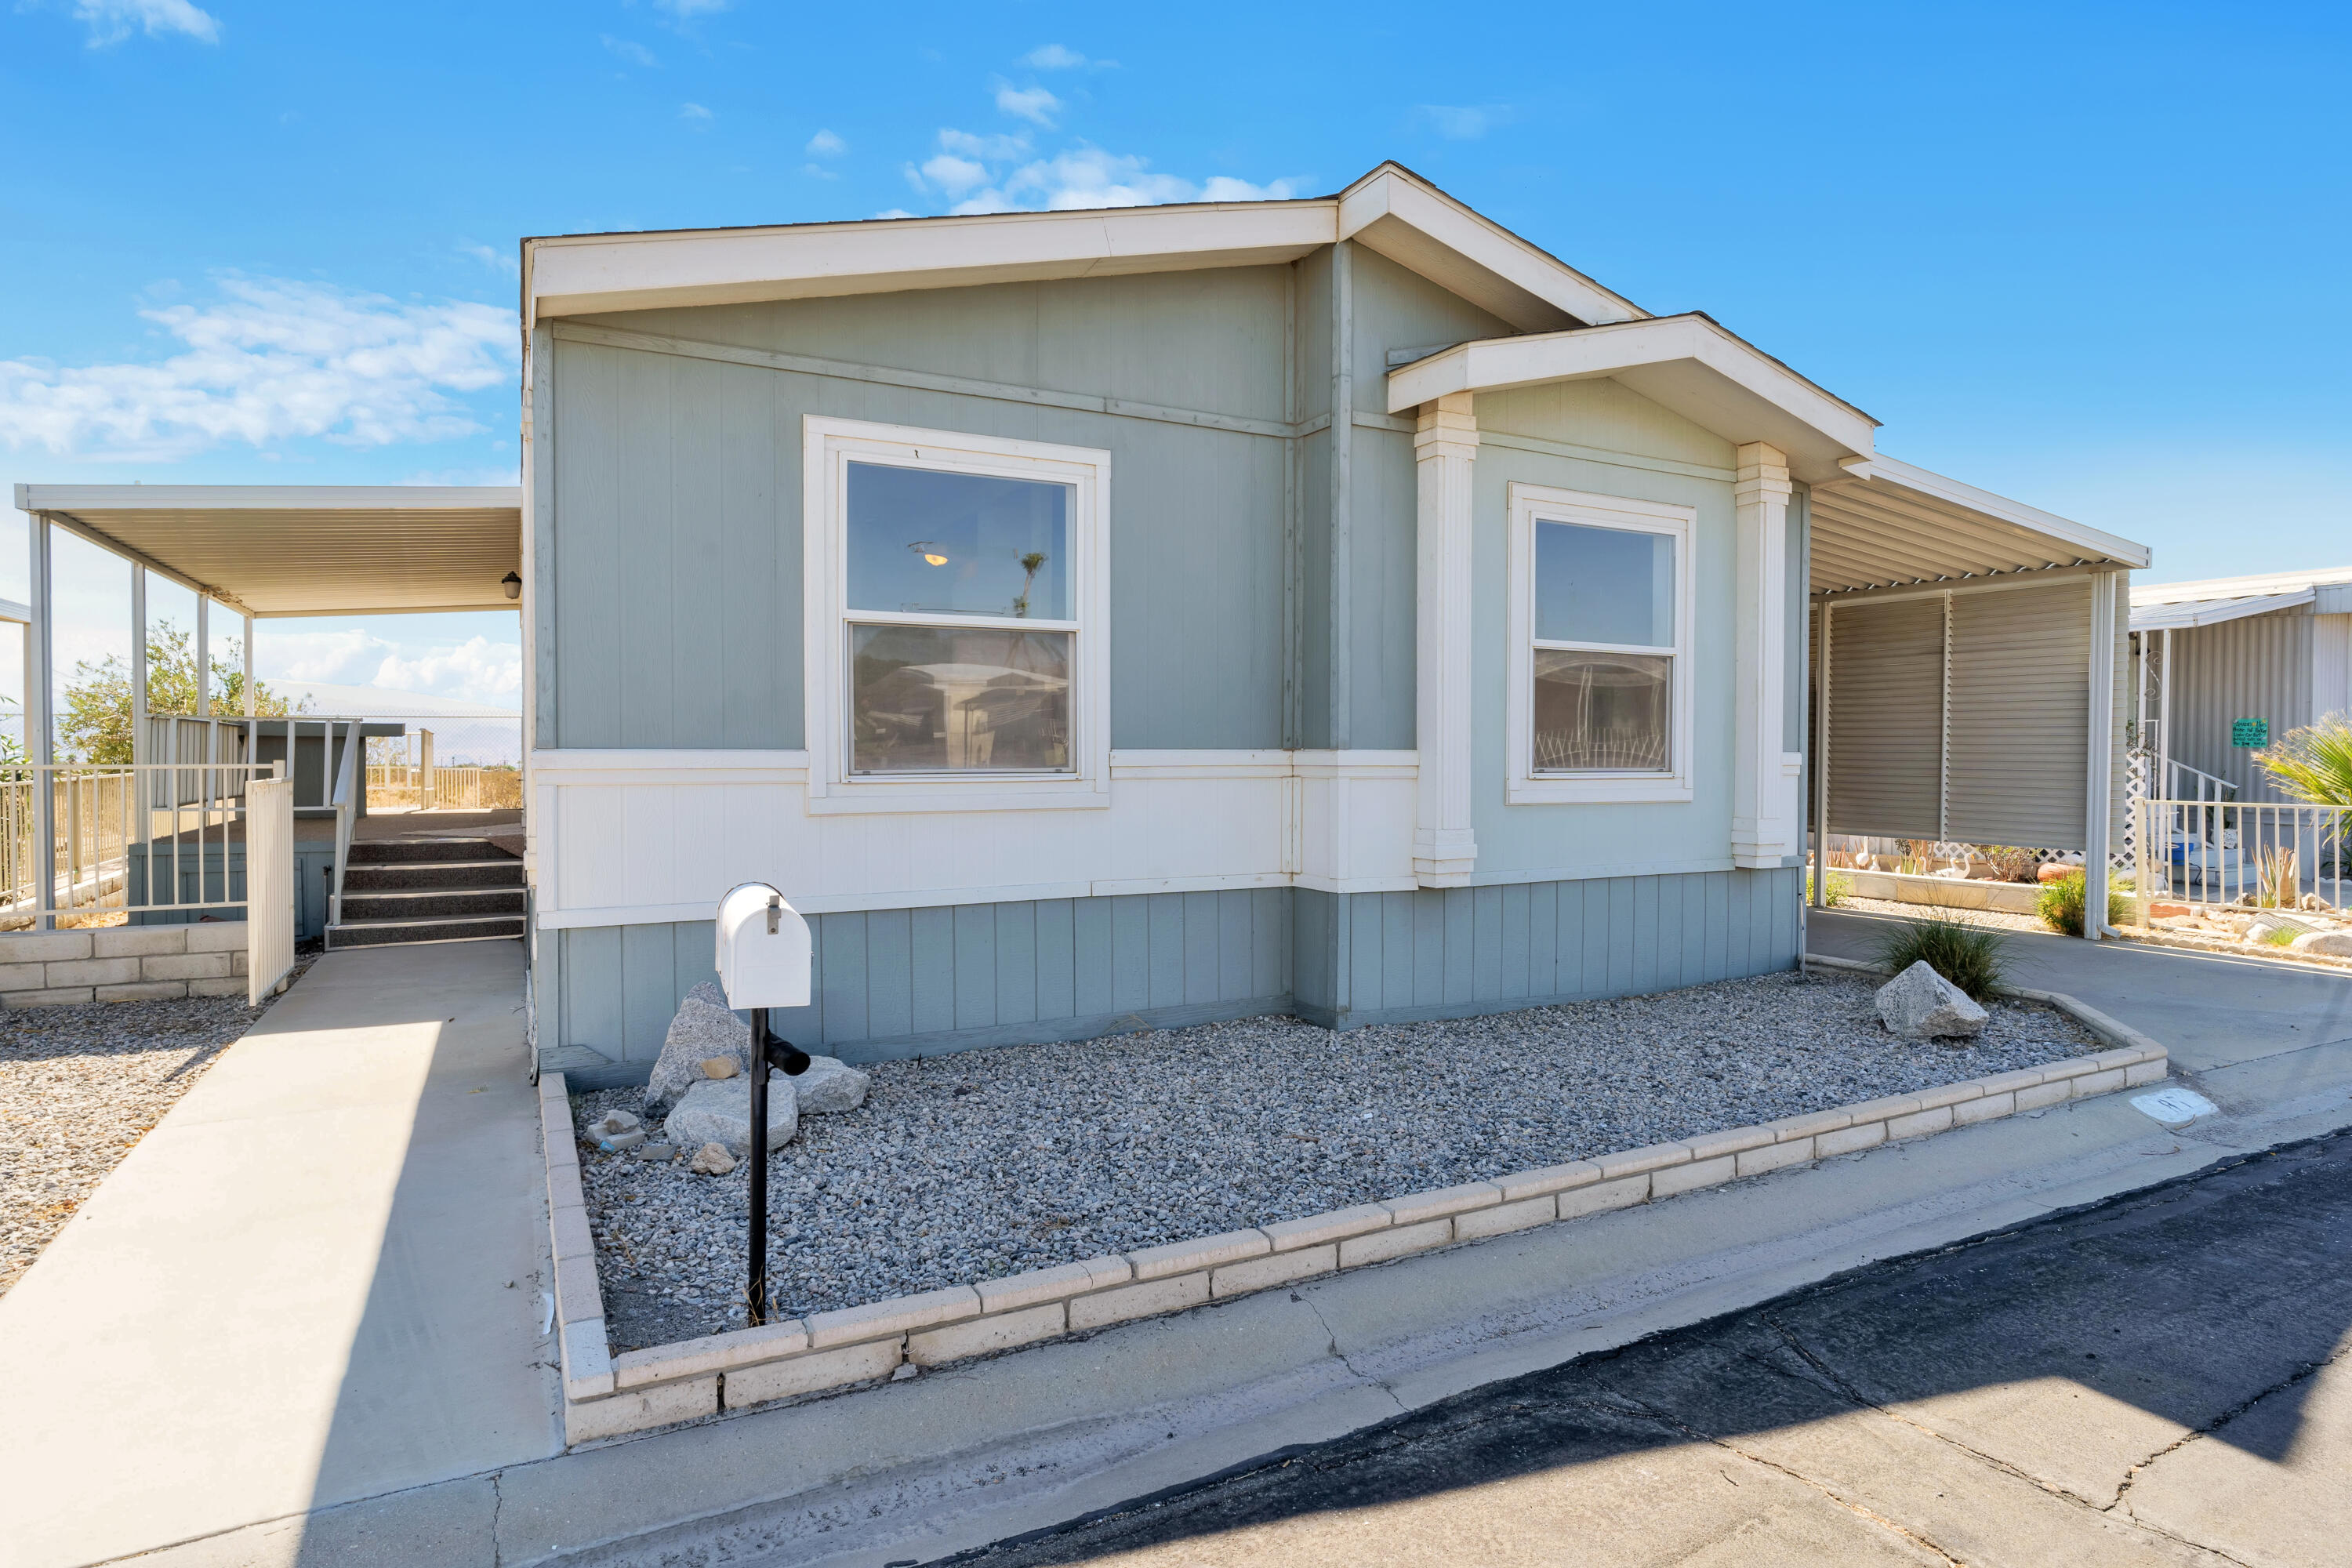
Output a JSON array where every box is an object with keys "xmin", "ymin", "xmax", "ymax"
[
  {"xmin": 541, "ymin": 982, "xmax": 2169, "ymax": 1446},
  {"xmin": 0, "ymin": 922, "xmax": 251, "ymax": 1007}
]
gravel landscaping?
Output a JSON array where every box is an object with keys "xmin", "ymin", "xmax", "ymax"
[
  {"xmin": 0, "ymin": 964, "xmax": 307, "ymax": 1298},
  {"xmin": 576, "ymin": 971, "xmax": 2105, "ymax": 1352}
]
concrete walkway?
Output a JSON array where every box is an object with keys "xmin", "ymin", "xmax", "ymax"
[{"xmin": 0, "ymin": 940, "xmax": 557, "ymax": 1568}]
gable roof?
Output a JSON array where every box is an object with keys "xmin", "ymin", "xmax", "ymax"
[{"xmin": 522, "ymin": 163, "xmax": 1644, "ymax": 332}]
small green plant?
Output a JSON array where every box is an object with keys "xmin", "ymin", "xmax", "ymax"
[
  {"xmin": 1806, "ymin": 869, "xmax": 1854, "ymax": 907},
  {"xmin": 2259, "ymin": 925, "xmax": 2298, "ymax": 947},
  {"xmin": 2255, "ymin": 844, "xmax": 2298, "ymax": 909},
  {"xmin": 1871, "ymin": 914, "xmax": 2013, "ymax": 1002},
  {"xmin": 2038, "ymin": 870, "xmax": 2132, "ymax": 937}
]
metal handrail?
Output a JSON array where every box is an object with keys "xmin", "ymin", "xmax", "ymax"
[
  {"xmin": 2, "ymin": 760, "xmax": 283, "ymax": 931},
  {"xmin": 326, "ymin": 720, "xmax": 362, "ymax": 928},
  {"xmin": 2164, "ymin": 758, "xmax": 2238, "ymax": 802},
  {"xmin": 2135, "ymin": 794, "xmax": 2349, "ymax": 916}
]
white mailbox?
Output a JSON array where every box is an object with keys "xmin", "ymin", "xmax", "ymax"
[{"xmin": 714, "ymin": 882, "xmax": 811, "ymax": 1010}]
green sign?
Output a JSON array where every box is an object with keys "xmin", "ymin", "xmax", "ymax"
[{"xmin": 2232, "ymin": 717, "xmax": 2270, "ymax": 748}]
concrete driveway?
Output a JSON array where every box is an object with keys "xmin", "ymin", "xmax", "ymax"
[
  {"xmin": 960, "ymin": 1129, "xmax": 2352, "ymax": 1567},
  {"xmin": 0, "ymin": 940, "xmax": 558, "ymax": 1568}
]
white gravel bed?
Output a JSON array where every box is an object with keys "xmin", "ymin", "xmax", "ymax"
[
  {"xmin": 578, "ymin": 972, "xmax": 2105, "ymax": 1352},
  {"xmin": 0, "ymin": 969, "xmax": 304, "ymax": 1296}
]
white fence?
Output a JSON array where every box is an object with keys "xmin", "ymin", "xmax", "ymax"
[
  {"xmin": 2, "ymin": 761, "xmax": 285, "ymax": 932},
  {"xmin": 2135, "ymin": 796, "xmax": 2350, "ymax": 913},
  {"xmin": 363, "ymin": 764, "xmax": 521, "ymax": 811}
]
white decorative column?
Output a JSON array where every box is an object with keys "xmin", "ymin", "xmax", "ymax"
[
  {"xmin": 1412, "ymin": 391, "xmax": 1479, "ymax": 887},
  {"xmin": 1732, "ymin": 442, "xmax": 1794, "ymax": 868},
  {"xmin": 2083, "ymin": 569, "xmax": 2118, "ymax": 942}
]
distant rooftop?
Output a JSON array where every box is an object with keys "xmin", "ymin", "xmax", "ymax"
[{"xmin": 2131, "ymin": 564, "xmax": 2352, "ymax": 630}]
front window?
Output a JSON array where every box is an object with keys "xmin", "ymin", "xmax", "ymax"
[
  {"xmin": 1531, "ymin": 521, "xmax": 1677, "ymax": 773},
  {"xmin": 844, "ymin": 461, "xmax": 1075, "ymax": 774}
]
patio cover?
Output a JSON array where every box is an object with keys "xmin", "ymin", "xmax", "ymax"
[
  {"xmin": 1809, "ymin": 456, "xmax": 2148, "ymax": 595},
  {"xmin": 13, "ymin": 485, "xmax": 521, "ymax": 616},
  {"xmin": 2130, "ymin": 565, "xmax": 2352, "ymax": 631}
]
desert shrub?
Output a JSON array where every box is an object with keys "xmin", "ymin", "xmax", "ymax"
[
  {"xmin": 1980, "ymin": 845, "xmax": 2038, "ymax": 883},
  {"xmin": 2038, "ymin": 870, "xmax": 2132, "ymax": 937},
  {"xmin": 1872, "ymin": 915, "xmax": 2012, "ymax": 1002},
  {"xmin": 1806, "ymin": 869, "xmax": 1854, "ymax": 907}
]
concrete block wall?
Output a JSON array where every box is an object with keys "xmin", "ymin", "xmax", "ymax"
[{"xmin": 0, "ymin": 924, "xmax": 250, "ymax": 1007}]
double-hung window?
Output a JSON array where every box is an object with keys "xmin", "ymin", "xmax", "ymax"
[
  {"xmin": 803, "ymin": 418, "xmax": 1110, "ymax": 812},
  {"xmin": 1505, "ymin": 483, "xmax": 1693, "ymax": 804}
]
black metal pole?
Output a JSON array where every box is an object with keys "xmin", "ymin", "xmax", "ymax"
[{"xmin": 746, "ymin": 1004, "xmax": 769, "ymax": 1327}]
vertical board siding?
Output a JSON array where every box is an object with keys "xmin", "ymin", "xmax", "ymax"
[{"xmin": 557, "ymin": 868, "xmax": 1800, "ymax": 1062}]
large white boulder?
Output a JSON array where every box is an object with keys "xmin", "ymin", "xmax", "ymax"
[
  {"xmin": 786, "ymin": 1054, "xmax": 870, "ymax": 1114},
  {"xmin": 1875, "ymin": 960, "xmax": 1989, "ymax": 1040},
  {"xmin": 662, "ymin": 1075, "xmax": 797, "ymax": 1158},
  {"xmin": 644, "ymin": 985, "xmax": 751, "ymax": 1119},
  {"xmin": 2290, "ymin": 928, "xmax": 2352, "ymax": 958}
]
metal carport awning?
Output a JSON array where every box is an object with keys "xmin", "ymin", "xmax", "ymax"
[
  {"xmin": 13, "ymin": 485, "xmax": 521, "ymax": 617},
  {"xmin": 1802, "ymin": 457, "xmax": 2151, "ymax": 942}
]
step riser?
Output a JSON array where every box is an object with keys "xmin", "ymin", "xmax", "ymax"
[
  {"xmin": 347, "ymin": 839, "xmax": 510, "ymax": 865},
  {"xmin": 343, "ymin": 865, "xmax": 524, "ymax": 892},
  {"xmin": 327, "ymin": 916, "xmax": 526, "ymax": 949},
  {"xmin": 340, "ymin": 892, "xmax": 528, "ymax": 922}
]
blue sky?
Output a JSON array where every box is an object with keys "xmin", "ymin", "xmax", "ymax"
[{"xmin": 2, "ymin": 0, "xmax": 2347, "ymax": 737}]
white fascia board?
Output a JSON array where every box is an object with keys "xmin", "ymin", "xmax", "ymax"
[
  {"xmin": 16, "ymin": 485, "xmax": 521, "ymax": 512},
  {"xmin": 1387, "ymin": 316, "xmax": 1877, "ymax": 469},
  {"xmin": 1336, "ymin": 167, "xmax": 1644, "ymax": 329},
  {"xmin": 2131, "ymin": 563, "xmax": 2352, "ymax": 604},
  {"xmin": 2129, "ymin": 590, "xmax": 2315, "ymax": 631},
  {"xmin": 528, "ymin": 201, "xmax": 1339, "ymax": 319},
  {"xmin": 1835, "ymin": 456, "xmax": 2151, "ymax": 569}
]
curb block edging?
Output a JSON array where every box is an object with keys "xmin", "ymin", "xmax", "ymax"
[{"xmin": 543, "ymin": 981, "xmax": 2169, "ymax": 1446}]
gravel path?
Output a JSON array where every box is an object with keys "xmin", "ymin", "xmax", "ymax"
[
  {"xmin": 0, "ymin": 964, "xmax": 308, "ymax": 1298},
  {"xmin": 578, "ymin": 973, "xmax": 2104, "ymax": 1352}
]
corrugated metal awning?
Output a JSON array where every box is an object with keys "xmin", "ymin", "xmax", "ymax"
[
  {"xmin": 2129, "ymin": 590, "xmax": 2316, "ymax": 631},
  {"xmin": 1808, "ymin": 456, "xmax": 2148, "ymax": 596},
  {"xmin": 13, "ymin": 485, "xmax": 520, "ymax": 617}
]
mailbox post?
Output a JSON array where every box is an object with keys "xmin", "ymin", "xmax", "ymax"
[{"xmin": 715, "ymin": 882, "xmax": 813, "ymax": 1327}]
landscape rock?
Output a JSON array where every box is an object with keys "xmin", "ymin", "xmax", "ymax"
[
  {"xmin": 700, "ymin": 1056, "xmax": 739, "ymax": 1080},
  {"xmin": 663, "ymin": 1074, "xmax": 797, "ymax": 1157},
  {"xmin": 597, "ymin": 1128, "xmax": 646, "ymax": 1152},
  {"xmin": 2290, "ymin": 929, "xmax": 2352, "ymax": 958},
  {"xmin": 785, "ymin": 1054, "xmax": 870, "ymax": 1114},
  {"xmin": 688, "ymin": 1142, "xmax": 735, "ymax": 1176},
  {"xmin": 2036, "ymin": 863, "xmax": 2075, "ymax": 884},
  {"xmin": 1874, "ymin": 960, "xmax": 1988, "ymax": 1040},
  {"xmin": 584, "ymin": 1108, "xmax": 641, "ymax": 1140},
  {"xmin": 644, "ymin": 995, "xmax": 751, "ymax": 1119}
]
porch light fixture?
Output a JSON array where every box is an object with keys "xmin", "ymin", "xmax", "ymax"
[{"xmin": 500, "ymin": 571, "xmax": 521, "ymax": 600}]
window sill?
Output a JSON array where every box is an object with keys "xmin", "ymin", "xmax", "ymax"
[{"xmin": 1507, "ymin": 774, "xmax": 1693, "ymax": 805}]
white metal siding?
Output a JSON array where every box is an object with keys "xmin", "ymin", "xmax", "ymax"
[
  {"xmin": 1945, "ymin": 581, "xmax": 2092, "ymax": 848},
  {"xmin": 2315, "ymin": 614, "xmax": 2352, "ymax": 724},
  {"xmin": 2171, "ymin": 609, "xmax": 2313, "ymax": 802},
  {"xmin": 1824, "ymin": 596, "xmax": 1944, "ymax": 839}
]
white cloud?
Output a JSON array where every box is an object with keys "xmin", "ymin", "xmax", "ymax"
[
  {"xmin": 601, "ymin": 34, "xmax": 658, "ymax": 67},
  {"xmin": 1022, "ymin": 44, "xmax": 1093, "ymax": 69},
  {"xmin": 938, "ymin": 146, "xmax": 1302, "ymax": 216},
  {"xmin": 72, "ymin": 0, "xmax": 218, "ymax": 45},
  {"xmin": 802, "ymin": 163, "xmax": 838, "ymax": 180},
  {"xmin": 655, "ymin": 0, "xmax": 727, "ymax": 14},
  {"xmin": 1417, "ymin": 103, "xmax": 1511, "ymax": 140},
  {"xmin": 679, "ymin": 102, "xmax": 713, "ymax": 125},
  {"xmin": 0, "ymin": 276, "xmax": 516, "ymax": 463},
  {"xmin": 870, "ymin": 209, "xmax": 917, "ymax": 221},
  {"xmin": 261, "ymin": 629, "xmax": 522, "ymax": 707},
  {"xmin": 917, "ymin": 154, "xmax": 990, "ymax": 198},
  {"xmin": 1200, "ymin": 175, "xmax": 1301, "ymax": 202},
  {"xmin": 938, "ymin": 128, "xmax": 1031, "ymax": 161},
  {"xmin": 993, "ymin": 82, "xmax": 1062, "ymax": 125},
  {"xmin": 804, "ymin": 128, "xmax": 846, "ymax": 157},
  {"xmin": 459, "ymin": 241, "xmax": 519, "ymax": 278}
]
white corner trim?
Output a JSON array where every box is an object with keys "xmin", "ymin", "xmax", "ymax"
[
  {"xmin": 1504, "ymin": 483, "xmax": 1696, "ymax": 808},
  {"xmin": 802, "ymin": 416, "xmax": 1112, "ymax": 816}
]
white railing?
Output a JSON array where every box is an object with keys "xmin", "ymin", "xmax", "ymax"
[
  {"xmin": 363, "ymin": 764, "xmax": 520, "ymax": 811},
  {"xmin": 2134, "ymin": 796, "xmax": 2350, "ymax": 915},
  {"xmin": 328, "ymin": 724, "xmax": 362, "ymax": 929},
  {"xmin": 2162, "ymin": 758, "xmax": 2238, "ymax": 803},
  {"xmin": 2, "ymin": 761, "xmax": 285, "ymax": 932}
]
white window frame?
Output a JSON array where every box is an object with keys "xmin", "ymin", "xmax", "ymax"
[
  {"xmin": 802, "ymin": 416, "xmax": 1112, "ymax": 815},
  {"xmin": 1505, "ymin": 481, "xmax": 1695, "ymax": 805}
]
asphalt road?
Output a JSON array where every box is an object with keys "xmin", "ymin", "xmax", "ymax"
[{"xmin": 953, "ymin": 1129, "xmax": 2352, "ymax": 1568}]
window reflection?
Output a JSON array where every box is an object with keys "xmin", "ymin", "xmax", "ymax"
[
  {"xmin": 1532, "ymin": 649, "xmax": 1671, "ymax": 773},
  {"xmin": 850, "ymin": 625, "xmax": 1071, "ymax": 773}
]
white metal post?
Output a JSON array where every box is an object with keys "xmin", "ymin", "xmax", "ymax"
[
  {"xmin": 242, "ymin": 611, "xmax": 255, "ymax": 716},
  {"xmin": 29, "ymin": 514, "xmax": 55, "ymax": 930},
  {"xmin": 1810, "ymin": 601, "xmax": 1832, "ymax": 906},
  {"xmin": 130, "ymin": 566, "xmax": 147, "ymax": 765},
  {"xmin": 2084, "ymin": 572, "xmax": 2118, "ymax": 941}
]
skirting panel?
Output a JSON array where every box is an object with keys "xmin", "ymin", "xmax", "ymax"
[
  {"xmin": 1294, "ymin": 866, "xmax": 1802, "ymax": 1029},
  {"xmin": 551, "ymin": 867, "xmax": 1801, "ymax": 1068}
]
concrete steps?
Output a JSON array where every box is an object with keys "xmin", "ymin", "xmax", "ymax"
[{"xmin": 326, "ymin": 837, "xmax": 525, "ymax": 949}]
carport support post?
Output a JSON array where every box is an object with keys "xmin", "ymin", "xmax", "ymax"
[
  {"xmin": 129, "ymin": 568, "xmax": 147, "ymax": 764},
  {"xmin": 1810, "ymin": 601, "xmax": 1831, "ymax": 906},
  {"xmin": 29, "ymin": 513, "xmax": 56, "ymax": 931},
  {"xmin": 2084, "ymin": 572, "xmax": 2118, "ymax": 940}
]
